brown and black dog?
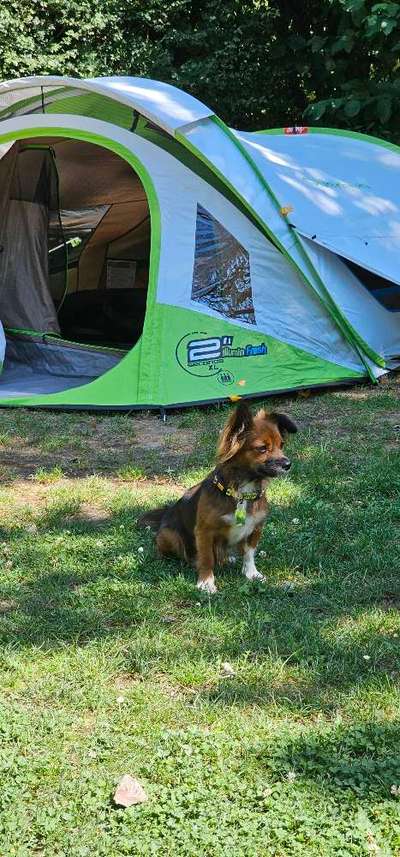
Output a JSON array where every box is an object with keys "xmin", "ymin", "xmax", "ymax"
[{"xmin": 141, "ymin": 402, "xmax": 297, "ymax": 593}]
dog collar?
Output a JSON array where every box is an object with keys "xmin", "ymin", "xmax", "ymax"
[
  {"xmin": 211, "ymin": 472, "xmax": 264, "ymax": 526},
  {"xmin": 211, "ymin": 472, "xmax": 264, "ymax": 502}
]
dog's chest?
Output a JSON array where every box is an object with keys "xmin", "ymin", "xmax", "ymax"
[{"xmin": 222, "ymin": 506, "xmax": 266, "ymax": 545}]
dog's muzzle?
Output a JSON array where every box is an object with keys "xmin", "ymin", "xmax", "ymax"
[{"xmin": 258, "ymin": 457, "xmax": 291, "ymax": 477}]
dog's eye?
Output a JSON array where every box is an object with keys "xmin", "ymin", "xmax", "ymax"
[{"xmin": 254, "ymin": 445, "xmax": 268, "ymax": 453}]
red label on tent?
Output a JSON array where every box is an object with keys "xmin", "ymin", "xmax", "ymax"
[{"xmin": 284, "ymin": 126, "xmax": 309, "ymax": 135}]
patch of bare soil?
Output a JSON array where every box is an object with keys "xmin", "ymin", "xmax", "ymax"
[
  {"xmin": 114, "ymin": 673, "xmax": 142, "ymax": 690},
  {"xmin": 0, "ymin": 412, "xmax": 198, "ymax": 482},
  {"xmin": 131, "ymin": 415, "xmax": 195, "ymax": 452},
  {"xmin": 0, "ymin": 599, "xmax": 16, "ymax": 614},
  {"xmin": 0, "ymin": 450, "xmax": 63, "ymax": 480},
  {"xmin": 378, "ymin": 593, "xmax": 400, "ymax": 611},
  {"xmin": 70, "ymin": 504, "xmax": 112, "ymax": 525}
]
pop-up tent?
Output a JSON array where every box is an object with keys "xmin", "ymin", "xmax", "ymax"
[{"xmin": 0, "ymin": 75, "xmax": 399, "ymax": 410}]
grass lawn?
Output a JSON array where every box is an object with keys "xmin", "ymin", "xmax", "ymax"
[{"xmin": 0, "ymin": 379, "xmax": 399, "ymax": 856}]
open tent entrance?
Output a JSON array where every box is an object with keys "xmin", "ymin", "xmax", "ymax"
[{"xmin": 0, "ymin": 137, "xmax": 151, "ymax": 397}]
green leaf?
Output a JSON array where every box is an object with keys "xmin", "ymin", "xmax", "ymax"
[
  {"xmin": 377, "ymin": 96, "xmax": 392, "ymax": 122},
  {"xmin": 364, "ymin": 13, "xmax": 382, "ymax": 36},
  {"xmin": 371, "ymin": 2, "xmax": 400, "ymax": 17},
  {"xmin": 310, "ymin": 36, "xmax": 327, "ymax": 53},
  {"xmin": 344, "ymin": 0, "xmax": 366, "ymax": 12},
  {"xmin": 331, "ymin": 31, "xmax": 355, "ymax": 54},
  {"xmin": 287, "ymin": 34, "xmax": 307, "ymax": 51},
  {"xmin": 309, "ymin": 101, "xmax": 327, "ymax": 120},
  {"xmin": 380, "ymin": 18, "xmax": 398, "ymax": 33},
  {"xmin": 344, "ymin": 98, "xmax": 362, "ymax": 116}
]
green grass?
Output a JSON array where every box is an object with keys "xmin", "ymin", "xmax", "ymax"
[
  {"xmin": 31, "ymin": 465, "xmax": 65, "ymax": 483},
  {"xmin": 117, "ymin": 464, "xmax": 147, "ymax": 482},
  {"xmin": 0, "ymin": 381, "xmax": 399, "ymax": 855}
]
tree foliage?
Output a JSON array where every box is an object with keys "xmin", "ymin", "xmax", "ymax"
[
  {"xmin": 303, "ymin": 0, "xmax": 400, "ymax": 141},
  {"xmin": 0, "ymin": 0, "xmax": 399, "ymax": 141}
]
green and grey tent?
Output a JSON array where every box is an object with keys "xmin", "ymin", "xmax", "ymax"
[{"xmin": 0, "ymin": 75, "xmax": 399, "ymax": 410}]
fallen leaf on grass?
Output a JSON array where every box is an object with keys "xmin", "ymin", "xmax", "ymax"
[
  {"xmin": 221, "ymin": 662, "xmax": 236, "ymax": 677},
  {"xmin": 113, "ymin": 774, "xmax": 148, "ymax": 807}
]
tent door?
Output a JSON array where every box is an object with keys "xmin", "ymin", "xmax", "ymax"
[
  {"xmin": 296, "ymin": 228, "xmax": 400, "ymax": 290},
  {"xmin": 0, "ymin": 144, "xmax": 61, "ymax": 334}
]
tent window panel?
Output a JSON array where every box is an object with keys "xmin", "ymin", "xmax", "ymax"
[
  {"xmin": 343, "ymin": 257, "xmax": 400, "ymax": 312},
  {"xmin": 191, "ymin": 204, "xmax": 256, "ymax": 325}
]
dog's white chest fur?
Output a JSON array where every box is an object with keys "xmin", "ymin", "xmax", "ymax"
[
  {"xmin": 221, "ymin": 482, "xmax": 266, "ymax": 545},
  {"xmin": 225, "ymin": 511, "xmax": 265, "ymax": 545},
  {"xmin": 222, "ymin": 508, "xmax": 266, "ymax": 545}
]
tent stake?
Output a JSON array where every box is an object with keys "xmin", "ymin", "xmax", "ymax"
[{"xmin": 160, "ymin": 408, "xmax": 167, "ymax": 423}]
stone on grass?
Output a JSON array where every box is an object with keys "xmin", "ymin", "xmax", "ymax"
[{"xmin": 114, "ymin": 774, "xmax": 148, "ymax": 807}]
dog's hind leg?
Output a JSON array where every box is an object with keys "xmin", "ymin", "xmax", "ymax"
[{"xmin": 156, "ymin": 527, "xmax": 188, "ymax": 561}]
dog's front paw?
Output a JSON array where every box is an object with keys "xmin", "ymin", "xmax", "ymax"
[
  {"xmin": 197, "ymin": 577, "xmax": 217, "ymax": 594},
  {"xmin": 244, "ymin": 568, "xmax": 266, "ymax": 582}
]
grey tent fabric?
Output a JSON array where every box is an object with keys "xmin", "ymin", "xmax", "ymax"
[
  {"xmin": 1, "ymin": 334, "xmax": 124, "ymax": 398},
  {"xmin": 0, "ymin": 145, "xmax": 17, "ymax": 239},
  {"xmin": 0, "ymin": 200, "xmax": 60, "ymax": 333},
  {"xmin": 48, "ymin": 205, "xmax": 110, "ymax": 302},
  {"xmin": 49, "ymin": 206, "xmax": 110, "ymax": 236},
  {"xmin": 0, "ymin": 146, "xmax": 60, "ymax": 333}
]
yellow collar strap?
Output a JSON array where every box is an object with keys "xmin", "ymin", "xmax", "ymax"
[{"xmin": 211, "ymin": 472, "xmax": 263, "ymax": 502}]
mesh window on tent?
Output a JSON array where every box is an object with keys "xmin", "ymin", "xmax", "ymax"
[{"xmin": 191, "ymin": 204, "xmax": 255, "ymax": 325}]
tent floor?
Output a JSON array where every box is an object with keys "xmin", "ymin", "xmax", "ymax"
[{"xmin": 0, "ymin": 333, "xmax": 126, "ymax": 399}]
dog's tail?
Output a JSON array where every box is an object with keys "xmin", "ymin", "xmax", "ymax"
[{"xmin": 137, "ymin": 505, "xmax": 171, "ymax": 532}]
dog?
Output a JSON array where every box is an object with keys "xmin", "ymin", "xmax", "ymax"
[{"xmin": 140, "ymin": 402, "xmax": 297, "ymax": 593}]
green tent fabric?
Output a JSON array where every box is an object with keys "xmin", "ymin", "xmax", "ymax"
[{"xmin": 0, "ymin": 75, "xmax": 398, "ymax": 409}]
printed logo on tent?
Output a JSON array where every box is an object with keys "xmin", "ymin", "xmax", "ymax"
[
  {"xmin": 304, "ymin": 178, "xmax": 371, "ymax": 191},
  {"xmin": 175, "ymin": 332, "xmax": 267, "ymax": 381},
  {"xmin": 191, "ymin": 204, "xmax": 256, "ymax": 326},
  {"xmin": 284, "ymin": 126, "xmax": 309, "ymax": 135}
]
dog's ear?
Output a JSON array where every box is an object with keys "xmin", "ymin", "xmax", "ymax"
[
  {"xmin": 269, "ymin": 411, "xmax": 298, "ymax": 437},
  {"xmin": 217, "ymin": 402, "xmax": 254, "ymax": 462}
]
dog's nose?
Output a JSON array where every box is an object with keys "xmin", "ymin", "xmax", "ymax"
[{"xmin": 280, "ymin": 458, "xmax": 291, "ymax": 471}]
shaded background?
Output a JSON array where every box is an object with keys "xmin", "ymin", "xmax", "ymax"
[{"xmin": 0, "ymin": 0, "xmax": 399, "ymax": 141}]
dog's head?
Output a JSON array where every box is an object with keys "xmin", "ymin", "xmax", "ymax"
[{"xmin": 217, "ymin": 401, "xmax": 297, "ymax": 478}]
